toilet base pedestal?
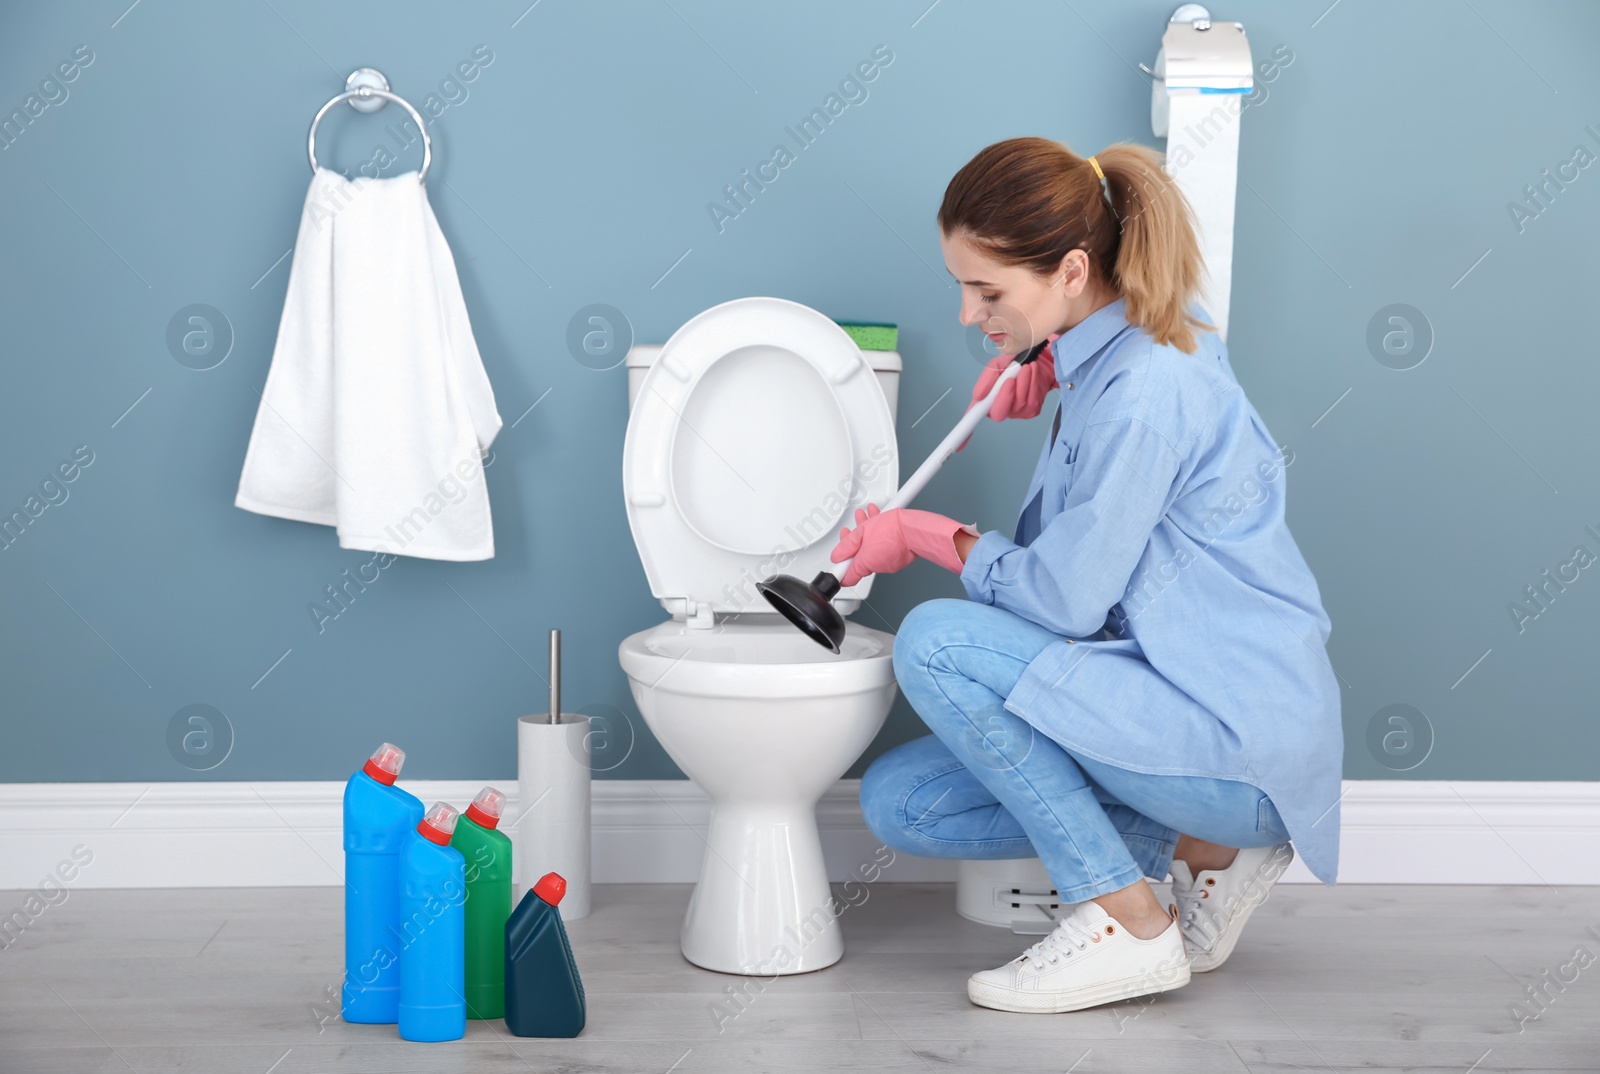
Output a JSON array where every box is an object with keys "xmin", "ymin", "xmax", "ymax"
[{"xmin": 679, "ymin": 800, "xmax": 842, "ymax": 976}]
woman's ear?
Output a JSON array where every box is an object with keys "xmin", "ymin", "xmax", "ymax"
[{"xmin": 1055, "ymin": 249, "xmax": 1092, "ymax": 298}]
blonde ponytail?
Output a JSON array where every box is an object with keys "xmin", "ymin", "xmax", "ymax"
[
  {"xmin": 1093, "ymin": 142, "xmax": 1212, "ymax": 353},
  {"xmin": 937, "ymin": 137, "xmax": 1213, "ymax": 353}
]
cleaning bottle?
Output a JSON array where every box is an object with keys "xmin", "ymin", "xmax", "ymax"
[
  {"xmin": 450, "ymin": 785, "xmax": 513, "ymax": 1019},
  {"xmin": 342, "ymin": 742, "xmax": 424, "ymax": 1024},
  {"xmin": 397, "ymin": 801, "xmax": 467, "ymax": 1042},
  {"xmin": 504, "ymin": 871, "xmax": 586, "ymax": 1037}
]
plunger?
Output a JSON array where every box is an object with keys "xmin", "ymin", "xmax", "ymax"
[{"xmin": 758, "ymin": 340, "xmax": 1049, "ymax": 652}]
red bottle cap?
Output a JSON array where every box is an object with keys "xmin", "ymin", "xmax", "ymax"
[
  {"xmin": 417, "ymin": 802, "xmax": 459, "ymax": 845},
  {"xmin": 465, "ymin": 786, "xmax": 506, "ymax": 830},
  {"xmin": 533, "ymin": 871, "xmax": 566, "ymax": 906},
  {"xmin": 362, "ymin": 742, "xmax": 405, "ymax": 785}
]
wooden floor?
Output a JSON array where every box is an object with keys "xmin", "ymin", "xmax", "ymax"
[{"xmin": 1, "ymin": 880, "xmax": 1596, "ymax": 1072}]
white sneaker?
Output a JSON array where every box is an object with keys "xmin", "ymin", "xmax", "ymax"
[
  {"xmin": 967, "ymin": 898, "xmax": 1191, "ymax": 1013},
  {"xmin": 1168, "ymin": 841, "xmax": 1294, "ymax": 973}
]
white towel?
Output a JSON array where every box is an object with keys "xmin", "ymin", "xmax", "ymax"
[{"xmin": 236, "ymin": 167, "xmax": 502, "ymax": 561}]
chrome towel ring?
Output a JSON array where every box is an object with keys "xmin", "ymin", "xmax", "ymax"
[{"xmin": 307, "ymin": 67, "xmax": 431, "ymax": 184}]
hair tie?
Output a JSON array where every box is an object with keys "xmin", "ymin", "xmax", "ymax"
[{"xmin": 1087, "ymin": 155, "xmax": 1105, "ymax": 181}]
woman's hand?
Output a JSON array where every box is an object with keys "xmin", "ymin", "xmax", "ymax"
[
  {"xmin": 830, "ymin": 504, "xmax": 979, "ymax": 588},
  {"xmin": 957, "ymin": 333, "xmax": 1062, "ymax": 451}
]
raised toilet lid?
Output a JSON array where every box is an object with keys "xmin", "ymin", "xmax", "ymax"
[{"xmin": 622, "ymin": 297, "xmax": 899, "ymax": 619}]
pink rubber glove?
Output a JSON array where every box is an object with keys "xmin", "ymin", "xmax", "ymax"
[
  {"xmin": 830, "ymin": 504, "xmax": 980, "ymax": 588},
  {"xmin": 957, "ymin": 333, "xmax": 1062, "ymax": 451}
]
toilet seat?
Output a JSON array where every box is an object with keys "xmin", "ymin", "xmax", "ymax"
[
  {"xmin": 619, "ymin": 618, "xmax": 895, "ymax": 698},
  {"xmin": 622, "ymin": 297, "xmax": 899, "ymax": 622}
]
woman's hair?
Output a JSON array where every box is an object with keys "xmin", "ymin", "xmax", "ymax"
[{"xmin": 937, "ymin": 136, "xmax": 1213, "ymax": 354}]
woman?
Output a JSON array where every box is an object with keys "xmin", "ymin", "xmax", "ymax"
[{"xmin": 833, "ymin": 137, "xmax": 1342, "ymax": 1014}]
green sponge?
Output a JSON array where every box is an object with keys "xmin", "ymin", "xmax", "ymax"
[{"xmin": 834, "ymin": 320, "xmax": 898, "ymax": 351}]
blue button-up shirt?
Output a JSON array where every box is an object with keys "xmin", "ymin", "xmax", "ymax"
[{"xmin": 959, "ymin": 297, "xmax": 1344, "ymax": 885}]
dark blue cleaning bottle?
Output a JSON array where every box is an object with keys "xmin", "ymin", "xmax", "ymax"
[
  {"xmin": 504, "ymin": 871, "xmax": 586, "ymax": 1037},
  {"xmin": 342, "ymin": 742, "xmax": 423, "ymax": 1024}
]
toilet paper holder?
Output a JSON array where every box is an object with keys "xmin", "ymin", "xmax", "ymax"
[{"xmin": 1142, "ymin": 4, "xmax": 1253, "ymax": 138}]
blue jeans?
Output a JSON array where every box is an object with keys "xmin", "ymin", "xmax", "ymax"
[{"xmin": 861, "ymin": 599, "xmax": 1290, "ymax": 903}]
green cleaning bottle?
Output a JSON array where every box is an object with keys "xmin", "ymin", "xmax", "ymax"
[{"xmin": 449, "ymin": 785, "xmax": 513, "ymax": 1019}]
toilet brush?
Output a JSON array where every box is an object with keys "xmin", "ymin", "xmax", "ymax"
[{"xmin": 515, "ymin": 628, "xmax": 592, "ymax": 919}]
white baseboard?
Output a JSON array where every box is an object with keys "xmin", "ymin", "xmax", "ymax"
[{"xmin": 0, "ymin": 779, "xmax": 1596, "ymax": 890}]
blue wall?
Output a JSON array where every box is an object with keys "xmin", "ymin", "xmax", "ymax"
[{"xmin": 3, "ymin": 1, "xmax": 1596, "ymax": 783}]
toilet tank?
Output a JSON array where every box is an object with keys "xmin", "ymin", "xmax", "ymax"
[{"xmin": 625, "ymin": 343, "xmax": 903, "ymax": 426}]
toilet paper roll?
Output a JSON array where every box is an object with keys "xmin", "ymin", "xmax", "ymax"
[
  {"xmin": 515, "ymin": 714, "xmax": 592, "ymax": 920},
  {"xmin": 1162, "ymin": 89, "xmax": 1245, "ymax": 343}
]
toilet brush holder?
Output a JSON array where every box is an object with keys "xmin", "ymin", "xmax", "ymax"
[{"xmin": 515, "ymin": 714, "xmax": 592, "ymax": 920}]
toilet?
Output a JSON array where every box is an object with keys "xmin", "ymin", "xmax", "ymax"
[{"xmin": 618, "ymin": 296, "xmax": 903, "ymax": 975}]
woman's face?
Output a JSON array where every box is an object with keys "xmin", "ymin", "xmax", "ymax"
[{"xmin": 939, "ymin": 230, "xmax": 1099, "ymax": 355}]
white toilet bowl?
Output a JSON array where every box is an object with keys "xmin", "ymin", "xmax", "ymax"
[
  {"xmin": 619, "ymin": 617, "xmax": 896, "ymax": 973},
  {"xmin": 617, "ymin": 297, "xmax": 904, "ymax": 975}
]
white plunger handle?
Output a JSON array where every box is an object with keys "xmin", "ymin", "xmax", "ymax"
[{"xmin": 831, "ymin": 359, "xmax": 1027, "ymax": 585}]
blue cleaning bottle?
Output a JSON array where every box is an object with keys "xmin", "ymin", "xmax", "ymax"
[
  {"xmin": 342, "ymin": 742, "xmax": 424, "ymax": 1024},
  {"xmin": 504, "ymin": 871, "xmax": 586, "ymax": 1037},
  {"xmin": 398, "ymin": 801, "xmax": 468, "ymax": 1042}
]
